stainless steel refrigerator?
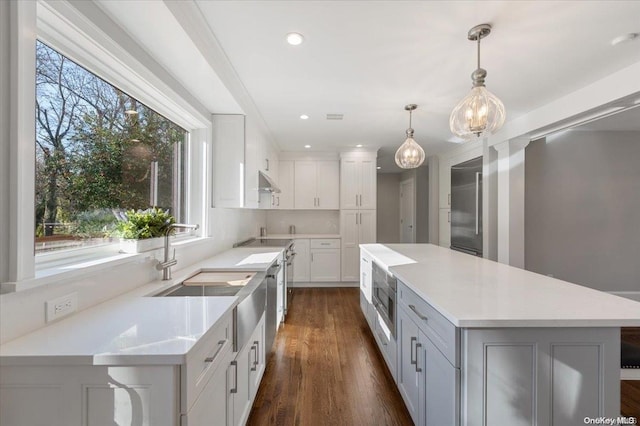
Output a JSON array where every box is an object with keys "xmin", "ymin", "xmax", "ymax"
[{"xmin": 450, "ymin": 156, "xmax": 483, "ymax": 256}]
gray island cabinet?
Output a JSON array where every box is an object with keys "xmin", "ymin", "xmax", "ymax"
[{"xmin": 360, "ymin": 243, "xmax": 640, "ymax": 425}]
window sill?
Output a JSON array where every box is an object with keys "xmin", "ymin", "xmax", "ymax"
[{"xmin": 1, "ymin": 237, "xmax": 212, "ymax": 294}]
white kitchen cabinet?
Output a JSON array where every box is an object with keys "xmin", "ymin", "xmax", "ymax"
[
  {"xmin": 262, "ymin": 140, "xmax": 279, "ymax": 181},
  {"xmin": 340, "ymin": 158, "xmax": 376, "ymax": 209},
  {"xmin": 184, "ymin": 359, "xmax": 233, "ymax": 426},
  {"xmin": 213, "ymin": 114, "xmax": 245, "ymax": 208},
  {"xmin": 248, "ymin": 315, "xmax": 266, "ymax": 400},
  {"xmin": 275, "ymin": 160, "xmax": 294, "ymax": 209},
  {"xmin": 294, "ymin": 160, "xmax": 339, "ymax": 209},
  {"xmin": 360, "ymin": 251, "xmax": 372, "ymax": 303},
  {"xmin": 292, "ymin": 238, "xmax": 310, "ymax": 281},
  {"xmin": 439, "ymin": 208, "xmax": 451, "ymax": 248},
  {"xmin": 310, "ymin": 248, "xmax": 340, "ymax": 282},
  {"xmin": 341, "ymin": 210, "xmax": 376, "ymax": 281}
]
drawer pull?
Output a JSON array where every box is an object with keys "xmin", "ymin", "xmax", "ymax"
[
  {"xmin": 408, "ymin": 304, "xmax": 428, "ymax": 322},
  {"xmin": 410, "ymin": 336, "xmax": 417, "ymax": 365},
  {"xmin": 230, "ymin": 360, "xmax": 238, "ymax": 394},
  {"xmin": 204, "ymin": 340, "xmax": 227, "ymax": 363},
  {"xmin": 415, "ymin": 342, "xmax": 423, "ymax": 372}
]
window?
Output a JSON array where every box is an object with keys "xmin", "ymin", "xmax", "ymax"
[{"xmin": 35, "ymin": 41, "xmax": 187, "ymax": 254}]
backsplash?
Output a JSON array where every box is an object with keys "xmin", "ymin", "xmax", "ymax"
[{"xmin": 266, "ymin": 210, "xmax": 339, "ymax": 234}]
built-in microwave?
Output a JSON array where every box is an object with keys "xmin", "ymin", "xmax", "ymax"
[{"xmin": 372, "ymin": 262, "xmax": 397, "ymax": 338}]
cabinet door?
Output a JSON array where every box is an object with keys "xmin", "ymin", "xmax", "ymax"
[
  {"xmin": 294, "ymin": 160, "xmax": 317, "ymax": 209},
  {"xmin": 249, "ymin": 315, "xmax": 266, "ymax": 400},
  {"xmin": 439, "ymin": 209, "xmax": 451, "ymax": 248},
  {"xmin": 232, "ymin": 342, "xmax": 252, "ymax": 426},
  {"xmin": 358, "ymin": 210, "xmax": 377, "ymax": 244},
  {"xmin": 360, "ymin": 252, "xmax": 373, "ymax": 303},
  {"xmin": 425, "ymin": 338, "xmax": 460, "ymax": 426},
  {"xmin": 316, "ymin": 160, "xmax": 340, "ymax": 209},
  {"xmin": 277, "ymin": 160, "xmax": 294, "ymax": 209},
  {"xmin": 213, "ymin": 114, "xmax": 245, "ymax": 208},
  {"xmin": 358, "ymin": 159, "xmax": 377, "ymax": 209},
  {"xmin": 183, "ymin": 360, "xmax": 231, "ymax": 426},
  {"xmin": 340, "ymin": 210, "xmax": 359, "ymax": 281},
  {"xmin": 292, "ymin": 239, "xmax": 310, "ymax": 282},
  {"xmin": 397, "ymin": 307, "xmax": 423, "ymax": 425},
  {"xmin": 340, "ymin": 159, "xmax": 359, "ymax": 209},
  {"xmin": 310, "ymin": 248, "xmax": 340, "ymax": 281}
]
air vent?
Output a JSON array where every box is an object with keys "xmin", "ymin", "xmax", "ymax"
[{"xmin": 326, "ymin": 114, "xmax": 344, "ymax": 120}]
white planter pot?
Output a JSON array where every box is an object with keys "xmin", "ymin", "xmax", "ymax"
[{"xmin": 119, "ymin": 237, "xmax": 164, "ymax": 254}]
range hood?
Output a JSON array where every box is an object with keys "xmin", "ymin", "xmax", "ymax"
[{"xmin": 258, "ymin": 171, "xmax": 281, "ymax": 193}]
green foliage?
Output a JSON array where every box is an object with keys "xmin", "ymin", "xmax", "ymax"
[
  {"xmin": 112, "ymin": 208, "xmax": 175, "ymax": 240},
  {"xmin": 70, "ymin": 209, "xmax": 118, "ymax": 238}
]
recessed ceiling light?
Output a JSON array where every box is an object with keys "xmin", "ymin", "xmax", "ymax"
[
  {"xmin": 611, "ymin": 33, "xmax": 638, "ymax": 46},
  {"xmin": 286, "ymin": 32, "xmax": 304, "ymax": 46},
  {"xmin": 356, "ymin": 144, "xmax": 363, "ymax": 148},
  {"xmin": 300, "ymin": 114, "xmax": 309, "ymax": 120},
  {"xmin": 304, "ymin": 145, "xmax": 311, "ymax": 149},
  {"xmin": 125, "ymin": 110, "xmax": 138, "ymax": 115},
  {"xmin": 376, "ymin": 166, "xmax": 381, "ymax": 170}
]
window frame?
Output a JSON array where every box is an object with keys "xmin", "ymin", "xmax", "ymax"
[{"xmin": 2, "ymin": 0, "xmax": 212, "ymax": 290}]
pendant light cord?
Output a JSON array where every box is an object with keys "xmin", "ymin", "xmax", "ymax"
[{"xmin": 409, "ymin": 109, "xmax": 412, "ymax": 128}]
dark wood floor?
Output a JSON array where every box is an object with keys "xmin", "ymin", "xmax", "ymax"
[
  {"xmin": 247, "ymin": 288, "xmax": 412, "ymax": 426},
  {"xmin": 248, "ymin": 288, "xmax": 640, "ymax": 424}
]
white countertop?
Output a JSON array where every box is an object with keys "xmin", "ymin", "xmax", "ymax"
[
  {"xmin": 0, "ymin": 247, "xmax": 283, "ymax": 366},
  {"xmin": 259, "ymin": 234, "xmax": 341, "ymax": 239},
  {"xmin": 361, "ymin": 243, "xmax": 640, "ymax": 328}
]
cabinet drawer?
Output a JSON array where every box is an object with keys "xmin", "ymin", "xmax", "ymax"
[
  {"xmin": 310, "ymin": 238, "xmax": 340, "ymax": 249},
  {"xmin": 397, "ymin": 281, "xmax": 459, "ymax": 367},
  {"xmin": 373, "ymin": 310, "xmax": 397, "ymax": 381},
  {"xmin": 183, "ymin": 312, "xmax": 233, "ymax": 411}
]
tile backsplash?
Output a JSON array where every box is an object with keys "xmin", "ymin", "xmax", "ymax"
[{"xmin": 266, "ymin": 210, "xmax": 339, "ymax": 234}]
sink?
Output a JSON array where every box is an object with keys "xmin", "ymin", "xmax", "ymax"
[{"xmin": 154, "ymin": 271, "xmax": 257, "ymax": 297}]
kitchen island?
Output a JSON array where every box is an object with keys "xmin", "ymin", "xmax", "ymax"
[
  {"xmin": 360, "ymin": 243, "xmax": 640, "ymax": 426},
  {"xmin": 0, "ymin": 246, "xmax": 285, "ymax": 426}
]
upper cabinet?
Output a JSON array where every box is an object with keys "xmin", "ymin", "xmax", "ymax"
[
  {"xmin": 294, "ymin": 160, "xmax": 339, "ymax": 209},
  {"xmin": 244, "ymin": 117, "xmax": 280, "ymax": 208},
  {"xmin": 276, "ymin": 160, "xmax": 294, "ymax": 209},
  {"xmin": 213, "ymin": 114, "xmax": 245, "ymax": 208},
  {"xmin": 340, "ymin": 157, "xmax": 376, "ymax": 209}
]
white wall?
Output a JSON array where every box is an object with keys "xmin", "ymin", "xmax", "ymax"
[
  {"xmin": 377, "ymin": 173, "xmax": 401, "ymax": 243},
  {"xmin": 0, "ymin": 0, "xmax": 10, "ymax": 284},
  {"xmin": 266, "ymin": 210, "xmax": 339, "ymax": 235}
]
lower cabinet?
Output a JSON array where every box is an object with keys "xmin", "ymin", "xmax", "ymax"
[
  {"xmin": 397, "ymin": 307, "xmax": 424, "ymax": 425},
  {"xmin": 309, "ymin": 248, "xmax": 340, "ymax": 281},
  {"xmin": 293, "ymin": 238, "xmax": 341, "ymax": 283},
  {"xmin": 184, "ymin": 354, "xmax": 234, "ymax": 426}
]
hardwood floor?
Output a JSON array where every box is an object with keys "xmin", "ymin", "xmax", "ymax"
[
  {"xmin": 247, "ymin": 288, "xmax": 412, "ymax": 426},
  {"xmin": 248, "ymin": 289, "xmax": 640, "ymax": 424}
]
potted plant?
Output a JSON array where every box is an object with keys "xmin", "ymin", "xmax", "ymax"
[{"xmin": 112, "ymin": 207, "xmax": 176, "ymax": 253}]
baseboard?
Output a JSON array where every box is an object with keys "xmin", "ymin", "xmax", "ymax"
[
  {"xmin": 609, "ymin": 291, "xmax": 640, "ymax": 302},
  {"xmin": 291, "ymin": 281, "xmax": 358, "ymax": 288}
]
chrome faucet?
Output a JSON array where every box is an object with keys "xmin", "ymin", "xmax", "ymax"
[{"xmin": 156, "ymin": 223, "xmax": 199, "ymax": 280}]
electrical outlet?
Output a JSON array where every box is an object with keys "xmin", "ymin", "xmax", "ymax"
[{"xmin": 46, "ymin": 292, "xmax": 78, "ymax": 323}]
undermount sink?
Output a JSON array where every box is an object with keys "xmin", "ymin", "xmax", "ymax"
[{"xmin": 154, "ymin": 271, "xmax": 257, "ymax": 297}]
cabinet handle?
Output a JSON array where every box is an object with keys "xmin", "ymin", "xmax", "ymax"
[
  {"xmin": 415, "ymin": 342, "xmax": 423, "ymax": 372},
  {"xmin": 356, "ymin": 213, "xmax": 358, "ymax": 225},
  {"xmin": 277, "ymin": 196, "xmax": 280, "ymax": 207},
  {"xmin": 448, "ymin": 193, "xmax": 451, "ymax": 206},
  {"xmin": 408, "ymin": 304, "xmax": 428, "ymax": 322},
  {"xmin": 253, "ymin": 340, "xmax": 259, "ymax": 370},
  {"xmin": 204, "ymin": 340, "xmax": 226, "ymax": 363},
  {"xmin": 230, "ymin": 360, "xmax": 238, "ymax": 393},
  {"xmin": 311, "ymin": 253, "xmax": 314, "ymax": 262},
  {"xmin": 448, "ymin": 211, "xmax": 451, "ymax": 223},
  {"xmin": 359, "ymin": 213, "xmax": 362, "ymax": 224},
  {"xmin": 410, "ymin": 336, "xmax": 417, "ymax": 365},
  {"xmin": 359, "ymin": 194, "xmax": 362, "ymax": 206},
  {"xmin": 266, "ymin": 159, "xmax": 269, "ymax": 171},
  {"xmin": 317, "ymin": 197, "xmax": 320, "ymax": 207}
]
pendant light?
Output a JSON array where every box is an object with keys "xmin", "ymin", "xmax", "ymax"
[
  {"xmin": 450, "ymin": 24, "xmax": 505, "ymax": 140},
  {"xmin": 395, "ymin": 104, "xmax": 426, "ymax": 169}
]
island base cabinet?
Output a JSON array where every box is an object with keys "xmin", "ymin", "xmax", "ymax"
[
  {"xmin": 425, "ymin": 338, "xmax": 459, "ymax": 426},
  {"xmin": 182, "ymin": 355, "xmax": 234, "ymax": 426},
  {"xmin": 397, "ymin": 307, "xmax": 424, "ymax": 425},
  {"xmin": 462, "ymin": 327, "xmax": 620, "ymax": 426},
  {"xmin": 0, "ymin": 365, "xmax": 180, "ymax": 426}
]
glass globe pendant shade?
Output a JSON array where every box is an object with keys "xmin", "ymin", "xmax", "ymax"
[
  {"xmin": 449, "ymin": 85, "xmax": 505, "ymax": 140},
  {"xmin": 394, "ymin": 134, "xmax": 425, "ymax": 169}
]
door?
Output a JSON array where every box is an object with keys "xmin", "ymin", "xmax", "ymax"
[
  {"xmin": 183, "ymin": 360, "xmax": 231, "ymax": 426},
  {"xmin": 340, "ymin": 159, "xmax": 359, "ymax": 209},
  {"xmin": 358, "ymin": 159, "xmax": 377, "ymax": 209},
  {"xmin": 397, "ymin": 307, "xmax": 423, "ymax": 425},
  {"xmin": 425, "ymin": 337, "xmax": 460, "ymax": 426},
  {"xmin": 292, "ymin": 239, "xmax": 310, "ymax": 282},
  {"xmin": 277, "ymin": 160, "xmax": 294, "ymax": 209},
  {"xmin": 316, "ymin": 161, "xmax": 339, "ymax": 209},
  {"xmin": 400, "ymin": 178, "xmax": 415, "ymax": 243},
  {"xmin": 358, "ymin": 210, "xmax": 376, "ymax": 244},
  {"xmin": 213, "ymin": 114, "xmax": 245, "ymax": 208},
  {"xmin": 310, "ymin": 249, "xmax": 340, "ymax": 281},
  {"xmin": 294, "ymin": 160, "xmax": 316, "ymax": 209}
]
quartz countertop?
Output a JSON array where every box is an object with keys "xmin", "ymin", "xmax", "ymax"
[
  {"xmin": 360, "ymin": 243, "xmax": 640, "ymax": 328},
  {"xmin": 0, "ymin": 246, "xmax": 284, "ymax": 366}
]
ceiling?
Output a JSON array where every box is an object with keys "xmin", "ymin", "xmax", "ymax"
[{"xmin": 192, "ymin": 1, "xmax": 640, "ymax": 171}]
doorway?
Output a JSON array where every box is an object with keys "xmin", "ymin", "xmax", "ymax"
[{"xmin": 399, "ymin": 178, "xmax": 415, "ymax": 243}]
